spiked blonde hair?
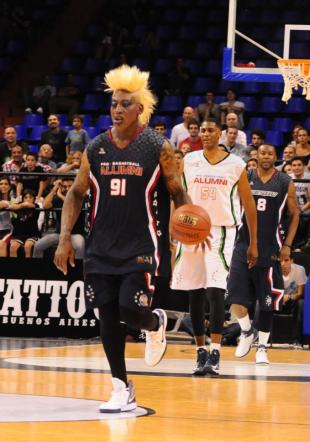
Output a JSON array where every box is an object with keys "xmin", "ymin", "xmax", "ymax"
[{"xmin": 104, "ymin": 64, "xmax": 157, "ymax": 125}]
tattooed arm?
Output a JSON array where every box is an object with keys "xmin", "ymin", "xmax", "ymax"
[
  {"xmin": 160, "ymin": 140, "xmax": 191, "ymax": 208},
  {"xmin": 54, "ymin": 150, "xmax": 90, "ymax": 274}
]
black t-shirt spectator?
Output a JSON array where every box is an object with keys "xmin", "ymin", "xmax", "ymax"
[
  {"xmin": 12, "ymin": 203, "xmax": 40, "ymax": 237},
  {"xmin": 0, "ymin": 141, "xmax": 29, "ymax": 165},
  {"xmin": 17, "ymin": 165, "xmax": 46, "ymax": 195},
  {"xmin": 40, "ymin": 129, "xmax": 68, "ymax": 164},
  {"xmin": 53, "ymin": 195, "xmax": 85, "ymax": 234}
]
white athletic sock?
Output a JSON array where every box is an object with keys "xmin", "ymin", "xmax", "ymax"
[
  {"xmin": 210, "ymin": 343, "xmax": 221, "ymax": 352},
  {"xmin": 196, "ymin": 346, "xmax": 207, "ymax": 351},
  {"xmin": 258, "ymin": 331, "xmax": 270, "ymax": 347},
  {"xmin": 237, "ymin": 314, "xmax": 251, "ymax": 331}
]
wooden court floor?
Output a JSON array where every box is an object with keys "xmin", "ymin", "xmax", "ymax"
[{"xmin": 0, "ymin": 338, "xmax": 309, "ymax": 442}]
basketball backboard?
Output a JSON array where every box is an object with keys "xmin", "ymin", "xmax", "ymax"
[{"xmin": 223, "ymin": 0, "xmax": 310, "ymax": 83}]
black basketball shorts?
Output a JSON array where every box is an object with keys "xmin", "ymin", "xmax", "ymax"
[
  {"xmin": 84, "ymin": 272, "xmax": 155, "ymax": 310},
  {"xmin": 227, "ymin": 258, "xmax": 284, "ymax": 312}
]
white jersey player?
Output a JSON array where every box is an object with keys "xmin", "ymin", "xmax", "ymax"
[{"xmin": 171, "ymin": 119, "xmax": 257, "ymax": 376}]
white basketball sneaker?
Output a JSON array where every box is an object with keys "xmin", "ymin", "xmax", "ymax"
[
  {"xmin": 235, "ymin": 326, "xmax": 255, "ymax": 358},
  {"xmin": 144, "ymin": 309, "xmax": 167, "ymax": 366},
  {"xmin": 256, "ymin": 345, "xmax": 270, "ymax": 365},
  {"xmin": 99, "ymin": 378, "xmax": 137, "ymax": 413}
]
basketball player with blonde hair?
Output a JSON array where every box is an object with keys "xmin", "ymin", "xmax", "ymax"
[{"xmin": 54, "ymin": 65, "xmax": 190, "ymax": 413}]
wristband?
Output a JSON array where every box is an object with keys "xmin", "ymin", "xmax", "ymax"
[{"xmin": 283, "ymin": 243, "xmax": 291, "ymax": 248}]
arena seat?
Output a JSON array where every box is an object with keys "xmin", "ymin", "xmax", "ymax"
[
  {"xmin": 186, "ymin": 96, "xmax": 204, "ymax": 108},
  {"xmin": 239, "ymin": 96, "xmax": 257, "ymax": 113},
  {"xmin": 304, "ymin": 117, "xmax": 310, "ymax": 131},
  {"xmin": 240, "ymin": 82, "xmax": 263, "ymax": 94},
  {"xmin": 73, "ymin": 40, "xmax": 93, "ymax": 57},
  {"xmin": 15, "ymin": 125, "xmax": 27, "ymax": 141},
  {"xmin": 153, "ymin": 58, "xmax": 173, "ymax": 75},
  {"xmin": 61, "ymin": 57, "xmax": 83, "ymax": 73},
  {"xmin": 23, "ymin": 114, "xmax": 44, "ymax": 127},
  {"xmin": 56, "ymin": 114, "xmax": 68, "ymax": 126},
  {"xmin": 96, "ymin": 115, "xmax": 112, "ymax": 130},
  {"xmin": 185, "ymin": 10, "xmax": 203, "ymax": 24},
  {"xmin": 150, "ymin": 115, "xmax": 173, "ymax": 128},
  {"xmin": 28, "ymin": 126, "xmax": 47, "ymax": 142},
  {"xmin": 158, "ymin": 96, "xmax": 183, "ymax": 113},
  {"xmin": 248, "ymin": 117, "xmax": 269, "ymax": 130},
  {"xmin": 185, "ymin": 59, "xmax": 204, "ymax": 76},
  {"xmin": 84, "ymin": 58, "xmax": 107, "ymax": 74},
  {"xmin": 166, "ymin": 41, "xmax": 187, "ymax": 58},
  {"xmin": 163, "ymin": 9, "xmax": 183, "ymax": 23},
  {"xmin": 259, "ymin": 97, "xmax": 282, "ymax": 113},
  {"xmin": 272, "ymin": 118, "xmax": 293, "ymax": 132},
  {"xmin": 192, "ymin": 77, "xmax": 216, "ymax": 94},
  {"xmin": 265, "ymin": 130, "xmax": 284, "ymax": 147},
  {"xmin": 82, "ymin": 94, "xmax": 105, "ymax": 112},
  {"xmin": 85, "ymin": 126, "xmax": 101, "ymax": 138},
  {"xmin": 282, "ymin": 97, "xmax": 307, "ymax": 113}
]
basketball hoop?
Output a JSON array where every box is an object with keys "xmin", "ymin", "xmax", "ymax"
[{"xmin": 277, "ymin": 59, "xmax": 310, "ymax": 102}]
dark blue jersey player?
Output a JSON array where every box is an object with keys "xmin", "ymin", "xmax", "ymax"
[
  {"xmin": 54, "ymin": 65, "xmax": 190, "ymax": 413},
  {"xmin": 227, "ymin": 144, "xmax": 299, "ymax": 365}
]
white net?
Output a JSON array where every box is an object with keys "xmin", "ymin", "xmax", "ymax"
[{"xmin": 277, "ymin": 59, "xmax": 310, "ymax": 102}]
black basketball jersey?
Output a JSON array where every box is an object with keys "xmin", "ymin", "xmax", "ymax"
[
  {"xmin": 85, "ymin": 126, "xmax": 171, "ymax": 275},
  {"xmin": 235, "ymin": 169, "xmax": 291, "ymax": 266}
]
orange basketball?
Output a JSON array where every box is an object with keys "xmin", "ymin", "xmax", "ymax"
[{"xmin": 170, "ymin": 204, "xmax": 211, "ymax": 245}]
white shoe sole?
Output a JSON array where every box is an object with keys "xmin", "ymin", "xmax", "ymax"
[{"xmin": 99, "ymin": 401, "xmax": 137, "ymax": 413}]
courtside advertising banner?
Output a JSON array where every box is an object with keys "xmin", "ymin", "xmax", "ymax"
[{"xmin": 0, "ymin": 258, "xmax": 99, "ymax": 338}]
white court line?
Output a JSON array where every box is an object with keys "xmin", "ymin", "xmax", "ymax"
[{"xmin": 5, "ymin": 356, "xmax": 310, "ymax": 378}]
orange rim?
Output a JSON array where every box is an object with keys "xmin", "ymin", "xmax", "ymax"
[{"xmin": 278, "ymin": 59, "xmax": 310, "ymax": 76}]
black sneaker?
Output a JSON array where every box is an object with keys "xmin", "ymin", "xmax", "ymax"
[
  {"xmin": 192, "ymin": 348, "xmax": 208, "ymax": 376},
  {"xmin": 204, "ymin": 349, "xmax": 220, "ymax": 375}
]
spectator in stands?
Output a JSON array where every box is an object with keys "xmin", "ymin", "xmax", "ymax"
[
  {"xmin": 2, "ymin": 145, "xmax": 25, "ymax": 192},
  {"xmin": 153, "ymin": 121, "xmax": 167, "ymax": 137},
  {"xmin": 276, "ymin": 144, "xmax": 296, "ymax": 171},
  {"xmin": 248, "ymin": 147, "xmax": 258, "ymax": 159},
  {"xmin": 65, "ymin": 115, "xmax": 90, "ymax": 156},
  {"xmin": 24, "ymin": 75, "xmax": 56, "ymax": 115},
  {"xmin": 282, "ymin": 161, "xmax": 293, "ymax": 175},
  {"xmin": 283, "ymin": 144, "xmax": 296, "ymax": 162},
  {"xmin": 33, "ymin": 178, "xmax": 85, "ymax": 259},
  {"xmin": 96, "ymin": 30, "xmax": 115, "ymax": 62},
  {"xmin": 246, "ymin": 158, "xmax": 258, "ymax": 171},
  {"xmin": 280, "ymin": 256, "xmax": 308, "ymax": 345},
  {"xmin": 194, "ymin": 91, "xmax": 220, "ymax": 125},
  {"xmin": 16, "ymin": 152, "xmax": 47, "ymax": 201},
  {"xmin": 219, "ymin": 89, "xmax": 245, "ymax": 129},
  {"xmin": 49, "ymin": 74, "xmax": 81, "ymax": 123},
  {"xmin": 247, "ymin": 129, "xmax": 265, "ymax": 150},
  {"xmin": 179, "ymin": 119, "xmax": 203, "ymax": 153},
  {"xmin": 289, "ymin": 124, "xmax": 303, "ymax": 146},
  {"xmin": 220, "ymin": 112, "xmax": 247, "ymax": 146},
  {"xmin": 296, "ymin": 128, "xmax": 310, "ymax": 163},
  {"xmin": 38, "ymin": 144, "xmax": 57, "ymax": 172},
  {"xmin": 57, "ymin": 151, "xmax": 82, "ymax": 175},
  {"xmin": 166, "ymin": 58, "xmax": 193, "ymax": 97},
  {"xmin": 290, "ymin": 156, "xmax": 310, "ymax": 250},
  {"xmin": 174, "ymin": 149, "xmax": 184, "ymax": 174},
  {"xmin": 9, "ymin": 189, "xmax": 42, "ymax": 258},
  {"xmin": 141, "ymin": 28, "xmax": 159, "ymax": 62},
  {"xmin": 40, "ymin": 114, "xmax": 68, "ymax": 164},
  {"xmin": 170, "ymin": 106, "xmax": 195, "ymax": 149},
  {"xmin": 0, "ymin": 126, "xmax": 28, "ymax": 166},
  {"xmin": 0, "ymin": 176, "xmax": 14, "ymax": 257},
  {"xmin": 219, "ymin": 127, "xmax": 247, "ymax": 160}
]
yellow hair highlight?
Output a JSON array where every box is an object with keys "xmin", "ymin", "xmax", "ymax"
[{"xmin": 104, "ymin": 64, "xmax": 157, "ymax": 125}]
